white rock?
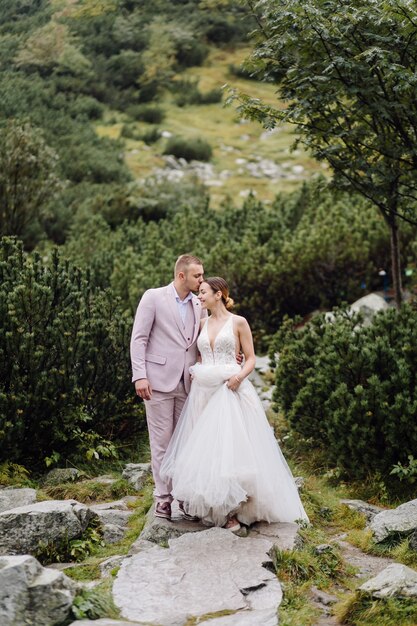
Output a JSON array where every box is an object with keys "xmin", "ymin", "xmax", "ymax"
[
  {"xmin": 369, "ymin": 499, "xmax": 417, "ymax": 543},
  {"xmin": 0, "ymin": 500, "xmax": 95, "ymax": 555},
  {"xmin": 350, "ymin": 293, "xmax": 389, "ymax": 321},
  {"xmin": 292, "ymin": 164, "xmax": 304, "ymax": 174},
  {"xmin": 359, "ymin": 563, "xmax": 417, "ymax": 598},
  {"xmin": 113, "ymin": 527, "xmax": 281, "ymax": 626},
  {"xmin": 0, "ymin": 554, "xmax": 77, "ymax": 626},
  {"xmin": 161, "ymin": 130, "xmax": 172, "ymax": 138},
  {"xmin": 0, "ymin": 488, "xmax": 37, "ymax": 513}
]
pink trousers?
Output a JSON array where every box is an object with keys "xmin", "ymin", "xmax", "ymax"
[{"xmin": 144, "ymin": 380, "xmax": 187, "ymax": 503}]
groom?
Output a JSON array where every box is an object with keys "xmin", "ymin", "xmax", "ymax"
[{"xmin": 130, "ymin": 254, "xmax": 206, "ymax": 520}]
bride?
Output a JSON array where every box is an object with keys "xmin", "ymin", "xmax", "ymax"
[{"xmin": 160, "ymin": 277, "xmax": 309, "ymax": 531}]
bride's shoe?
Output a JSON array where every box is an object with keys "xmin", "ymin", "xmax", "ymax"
[{"xmin": 223, "ymin": 517, "xmax": 241, "ymax": 532}]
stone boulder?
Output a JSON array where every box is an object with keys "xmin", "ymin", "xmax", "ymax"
[
  {"xmin": 0, "ymin": 500, "xmax": 96, "ymax": 555},
  {"xmin": 113, "ymin": 527, "xmax": 282, "ymax": 626},
  {"xmin": 350, "ymin": 293, "xmax": 389, "ymax": 322},
  {"xmin": 122, "ymin": 463, "xmax": 151, "ymax": 491},
  {"xmin": 0, "ymin": 554, "xmax": 77, "ymax": 626},
  {"xmin": 359, "ymin": 563, "xmax": 417, "ymax": 598},
  {"xmin": 369, "ymin": 499, "xmax": 417, "ymax": 542},
  {"xmin": 43, "ymin": 468, "xmax": 81, "ymax": 485},
  {"xmin": 90, "ymin": 498, "xmax": 136, "ymax": 544},
  {"xmin": 0, "ymin": 488, "xmax": 37, "ymax": 513},
  {"xmin": 340, "ymin": 499, "xmax": 383, "ymax": 523}
]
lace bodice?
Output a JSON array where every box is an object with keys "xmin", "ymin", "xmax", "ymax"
[{"xmin": 197, "ymin": 315, "xmax": 237, "ymax": 365}]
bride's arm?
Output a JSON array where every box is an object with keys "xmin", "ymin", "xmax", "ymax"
[{"xmin": 227, "ymin": 316, "xmax": 256, "ymax": 391}]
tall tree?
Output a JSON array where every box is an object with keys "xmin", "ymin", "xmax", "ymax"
[
  {"xmin": 235, "ymin": 0, "xmax": 417, "ymax": 306},
  {"xmin": 0, "ymin": 120, "xmax": 62, "ymax": 243}
]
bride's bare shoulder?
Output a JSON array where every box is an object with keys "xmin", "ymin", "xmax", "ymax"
[{"xmin": 231, "ymin": 314, "xmax": 251, "ymax": 330}]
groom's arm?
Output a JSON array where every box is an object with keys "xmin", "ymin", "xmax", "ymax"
[{"xmin": 130, "ymin": 289, "xmax": 155, "ymax": 386}]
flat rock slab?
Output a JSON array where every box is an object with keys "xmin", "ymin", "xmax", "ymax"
[
  {"xmin": 369, "ymin": 498, "xmax": 417, "ymax": 542},
  {"xmin": 0, "ymin": 488, "xmax": 37, "ymax": 513},
  {"xmin": 359, "ymin": 563, "xmax": 417, "ymax": 598},
  {"xmin": 113, "ymin": 527, "xmax": 281, "ymax": 626}
]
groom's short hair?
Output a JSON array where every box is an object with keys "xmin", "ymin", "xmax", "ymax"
[{"xmin": 175, "ymin": 254, "xmax": 203, "ymax": 275}]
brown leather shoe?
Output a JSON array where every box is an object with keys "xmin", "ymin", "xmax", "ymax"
[{"xmin": 155, "ymin": 501, "xmax": 171, "ymax": 519}]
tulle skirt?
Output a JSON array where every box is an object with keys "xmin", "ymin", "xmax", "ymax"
[{"xmin": 160, "ymin": 363, "xmax": 309, "ymax": 527}]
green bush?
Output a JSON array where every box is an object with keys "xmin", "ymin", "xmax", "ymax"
[
  {"xmin": 271, "ymin": 304, "xmax": 417, "ymax": 480},
  {"xmin": 0, "ymin": 237, "xmax": 145, "ymax": 470},
  {"xmin": 126, "ymin": 104, "xmax": 165, "ymax": 124},
  {"xmin": 163, "ymin": 135, "xmax": 212, "ymax": 162}
]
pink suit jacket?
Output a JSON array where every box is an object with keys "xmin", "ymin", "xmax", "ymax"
[{"xmin": 130, "ymin": 282, "xmax": 205, "ymax": 394}]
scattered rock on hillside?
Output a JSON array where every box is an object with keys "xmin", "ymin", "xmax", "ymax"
[
  {"xmin": 359, "ymin": 563, "xmax": 417, "ymax": 598},
  {"xmin": 0, "ymin": 500, "xmax": 96, "ymax": 555},
  {"xmin": 0, "ymin": 554, "xmax": 77, "ymax": 626},
  {"xmin": 340, "ymin": 499, "xmax": 384, "ymax": 523},
  {"xmin": 369, "ymin": 499, "xmax": 417, "ymax": 543},
  {"xmin": 122, "ymin": 463, "xmax": 151, "ymax": 491},
  {"xmin": 0, "ymin": 488, "xmax": 37, "ymax": 513}
]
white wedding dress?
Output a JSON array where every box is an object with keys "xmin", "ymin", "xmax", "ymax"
[{"xmin": 160, "ymin": 315, "xmax": 309, "ymax": 527}]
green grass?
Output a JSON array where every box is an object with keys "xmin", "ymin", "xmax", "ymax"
[
  {"xmin": 96, "ymin": 45, "xmax": 324, "ymax": 208},
  {"xmin": 335, "ymin": 593, "xmax": 417, "ymax": 626},
  {"xmin": 39, "ymin": 477, "xmax": 138, "ymax": 504}
]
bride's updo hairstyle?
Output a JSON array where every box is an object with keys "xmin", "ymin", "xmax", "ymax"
[{"xmin": 205, "ymin": 277, "xmax": 234, "ymax": 310}]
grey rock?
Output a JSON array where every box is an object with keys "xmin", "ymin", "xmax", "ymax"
[
  {"xmin": 0, "ymin": 499, "xmax": 95, "ymax": 555},
  {"xmin": 0, "ymin": 488, "xmax": 37, "ymax": 513},
  {"xmin": 113, "ymin": 527, "xmax": 281, "ymax": 626},
  {"xmin": 102, "ymin": 523, "xmax": 126, "ymax": 544},
  {"xmin": 359, "ymin": 563, "xmax": 417, "ymax": 598},
  {"xmin": 139, "ymin": 502, "xmax": 208, "ymax": 545},
  {"xmin": 294, "ymin": 476, "xmax": 305, "ymax": 490},
  {"xmin": 314, "ymin": 544, "xmax": 333, "ymax": 555},
  {"xmin": 340, "ymin": 499, "xmax": 383, "ymax": 522},
  {"xmin": 350, "ymin": 293, "xmax": 389, "ymax": 323},
  {"xmin": 249, "ymin": 521, "xmax": 301, "ymax": 551},
  {"xmin": 369, "ymin": 499, "xmax": 417, "ymax": 542},
  {"xmin": 0, "ymin": 554, "xmax": 77, "ymax": 626},
  {"xmin": 90, "ymin": 506, "xmax": 132, "ymax": 527},
  {"xmin": 43, "ymin": 468, "xmax": 81, "ymax": 485},
  {"xmin": 128, "ymin": 538, "xmax": 156, "ymax": 556},
  {"xmin": 122, "ymin": 463, "xmax": 151, "ymax": 491},
  {"xmin": 310, "ymin": 585, "xmax": 337, "ymax": 606}
]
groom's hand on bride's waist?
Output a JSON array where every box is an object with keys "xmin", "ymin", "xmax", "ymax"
[
  {"xmin": 135, "ymin": 378, "xmax": 152, "ymax": 400},
  {"xmin": 236, "ymin": 352, "xmax": 244, "ymax": 365}
]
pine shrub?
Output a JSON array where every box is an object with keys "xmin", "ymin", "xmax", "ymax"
[
  {"xmin": 0, "ymin": 238, "xmax": 144, "ymax": 469},
  {"xmin": 272, "ymin": 305, "xmax": 417, "ymax": 479},
  {"xmin": 163, "ymin": 135, "xmax": 212, "ymax": 162}
]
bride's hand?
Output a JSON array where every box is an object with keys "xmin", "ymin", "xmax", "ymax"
[{"xmin": 227, "ymin": 374, "xmax": 242, "ymax": 391}]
